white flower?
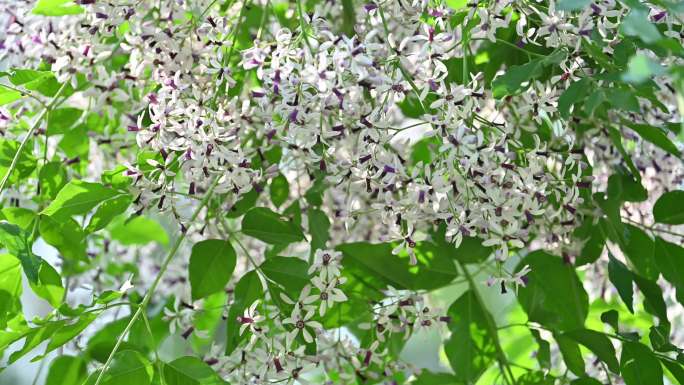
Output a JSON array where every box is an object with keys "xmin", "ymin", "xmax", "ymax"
[
  {"xmin": 482, "ymin": 221, "xmax": 526, "ymax": 261},
  {"xmin": 118, "ymin": 278, "xmax": 134, "ymax": 293},
  {"xmin": 485, "ymin": 265, "xmax": 532, "ymax": 294},
  {"xmin": 311, "ymin": 276, "xmax": 348, "ymax": 316},
  {"xmin": 282, "ymin": 307, "xmax": 322, "ymax": 346},
  {"xmin": 352, "ymin": 341, "xmax": 385, "ymax": 369},
  {"xmin": 280, "ymin": 285, "xmax": 318, "ymax": 311},
  {"xmin": 162, "ymin": 300, "xmax": 194, "ymax": 335},
  {"xmin": 238, "ymin": 300, "xmax": 266, "ymax": 336},
  {"xmin": 383, "ymin": 225, "xmax": 425, "ymax": 265},
  {"xmin": 307, "ymin": 249, "xmax": 343, "ymax": 280}
]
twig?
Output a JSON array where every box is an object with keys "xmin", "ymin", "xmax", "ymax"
[
  {"xmin": 92, "ymin": 176, "xmax": 220, "ymax": 385},
  {"xmin": 456, "ymin": 260, "xmax": 518, "ymax": 385}
]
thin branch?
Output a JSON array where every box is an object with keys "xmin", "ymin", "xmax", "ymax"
[
  {"xmin": 456, "ymin": 260, "xmax": 518, "ymax": 385},
  {"xmin": 93, "ymin": 176, "xmax": 220, "ymax": 385}
]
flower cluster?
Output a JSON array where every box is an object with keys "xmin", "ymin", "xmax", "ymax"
[
  {"xmin": 5, "ymin": 0, "xmax": 680, "ymax": 260},
  {"xmin": 3, "ymin": 0, "xmax": 684, "ymax": 383},
  {"xmin": 183, "ymin": 249, "xmax": 448, "ymax": 384},
  {"xmin": 359, "ymin": 286, "xmax": 451, "ymax": 342},
  {"xmin": 231, "ymin": 0, "xmax": 593, "ymax": 264}
]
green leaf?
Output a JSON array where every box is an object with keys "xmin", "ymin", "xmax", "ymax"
[
  {"xmin": 163, "ymin": 356, "xmax": 225, "ymax": 385},
  {"xmin": 226, "ymin": 188, "xmax": 259, "ymax": 218},
  {"xmin": 625, "ymin": 122, "xmax": 680, "ymax": 157},
  {"xmin": 32, "ymin": 0, "xmax": 84, "ymax": 16},
  {"xmin": 0, "ymin": 139, "xmax": 36, "ymax": 183},
  {"xmin": 608, "ymin": 172, "xmax": 647, "ymax": 202},
  {"xmin": 42, "ymin": 180, "xmax": 119, "ymax": 219},
  {"xmin": 225, "ymin": 271, "xmax": 263, "ymax": 354},
  {"xmin": 39, "ymin": 215, "xmax": 87, "ymax": 263},
  {"xmin": 341, "ymin": 0, "xmax": 356, "ymax": 36},
  {"xmin": 320, "ymin": 294, "xmax": 368, "ymax": 329},
  {"xmin": 452, "ymin": 236, "xmax": 493, "ymax": 264},
  {"xmin": 308, "ymin": 208, "xmax": 330, "ymax": 252},
  {"xmin": 661, "ymin": 358, "xmax": 684, "ymax": 385},
  {"xmin": 47, "ymin": 107, "xmax": 83, "ymax": 136},
  {"xmin": 97, "ymin": 350, "xmax": 153, "ymax": 385},
  {"xmin": 45, "ymin": 356, "xmax": 88, "ymax": 385},
  {"xmin": 85, "ymin": 194, "xmax": 132, "ymax": 233},
  {"xmin": 492, "ymin": 60, "xmax": 545, "ymax": 99},
  {"xmin": 574, "ymin": 218, "xmax": 605, "ymax": 266},
  {"xmin": 2, "ymin": 207, "xmax": 36, "ymax": 231},
  {"xmin": 241, "ymin": 207, "xmax": 305, "ymax": 245},
  {"xmin": 558, "ymin": 78, "xmax": 591, "ymax": 118},
  {"xmin": 265, "ymin": 243, "xmax": 292, "ymax": 261},
  {"xmin": 409, "ymin": 241, "xmax": 460, "ymax": 290},
  {"xmin": 516, "ymin": 251, "xmax": 588, "ymax": 331},
  {"xmin": 570, "ymin": 378, "xmax": 603, "ymax": 385},
  {"xmin": 621, "ymin": 341, "xmax": 664, "ymax": 385},
  {"xmin": 649, "ymin": 324, "xmax": 676, "ymax": 352},
  {"xmin": 8, "ymin": 68, "xmax": 52, "ymax": 86},
  {"xmin": 596, "ymin": 193, "xmax": 626, "ymax": 247},
  {"xmin": 623, "ymin": 54, "xmax": 664, "ymax": 84},
  {"xmin": 28, "ymin": 260, "xmax": 64, "ymax": 308},
  {"xmin": 621, "ymin": 9, "xmax": 662, "ymax": 44},
  {"xmin": 109, "ymin": 216, "xmax": 169, "ymax": 246},
  {"xmin": 583, "ymin": 40, "xmax": 618, "ymax": 71},
  {"xmin": 492, "ymin": 51, "xmax": 566, "ymax": 98},
  {"xmin": 605, "ymin": 87, "xmax": 640, "ymax": 112},
  {"xmin": 338, "ymin": 240, "xmax": 460, "ymax": 293},
  {"xmin": 23, "ymin": 72, "xmax": 64, "ymax": 97},
  {"xmin": 304, "ymin": 177, "xmax": 326, "ymax": 207},
  {"xmin": 86, "ymin": 318, "xmax": 142, "ymax": 363},
  {"xmin": 398, "ymin": 94, "xmax": 430, "ymax": 118},
  {"xmin": 531, "ymin": 329, "xmax": 551, "ymax": 369},
  {"xmin": 633, "ymin": 273, "xmax": 669, "ymax": 322},
  {"xmin": 263, "ymin": 146, "xmax": 282, "ymax": 166},
  {"xmin": 608, "ymin": 254, "xmax": 634, "ymax": 313},
  {"xmin": 410, "ymin": 137, "xmax": 440, "ymax": 166},
  {"xmin": 607, "ymin": 126, "xmax": 640, "ymax": 178},
  {"xmin": 58, "ymin": 124, "xmax": 89, "ymax": 158},
  {"xmin": 101, "ymin": 166, "xmax": 132, "ymax": 190},
  {"xmin": 260, "ymin": 256, "xmax": 309, "ymax": 295},
  {"xmin": 0, "ymin": 254, "xmax": 22, "ymax": 328},
  {"xmin": 283, "ymin": 200, "xmax": 302, "ymax": 227},
  {"xmin": 127, "ymin": 299, "xmax": 171, "ymax": 355},
  {"xmin": 563, "ymin": 329, "xmax": 619, "ymax": 373},
  {"xmin": 444, "ymin": 291, "xmax": 496, "ymax": 383},
  {"xmin": 0, "ymin": 85, "xmax": 22, "ymax": 106},
  {"xmin": 269, "ymin": 173, "xmax": 289, "ymax": 208},
  {"xmin": 555, "ymin": 333, "xmax": 585, "ymax": 376},
  {"xmin": 517, "ymin": 372, "xmax": 554, "ymax": 385},
  {"xmin": 39, "ymin": 162, "xmax": 68, "ymax": 200},
  {"xmin": 189, "ymin": 239, "xmax": 237, "ymax": 301},
  {"xmin": 0, "ymin": 313, "xmax": 30, "ymax": 353},
  {"xmin": 653, "ymin": 190, "xmax": 684, "ymax": 225},
  {"xmin": 431, "ymin": 224, "xmax": 493, "ymax": 265},
  {"xmin": 654, "ymin": 237, "xmax": 684, "ymax": 303},
  {"xmin": 9, "ymin": 321, "xmax": 64, "ymax": 363},
  {"xmin": 413, "ymin": 371, "xmax": 461, "ymax": 385},
  {"xmin": 42, "ymin": 313, "xmax": 96, "ymax": 356},
  {"xmin": 445, "ymin": 0, "xmax": 467, "ymax": 9},
  {"xmin": 0, "ymin": 222, "xmax": 42, "ymax": 283},
  {"xmin": 557, "ymin": 0, "xmax": 591, "ymax": 11},
  {"xmin": 190, "ymin": 291, "xmax": 225, "ymax": 345},
  {"xmin": 622, "ymin": 224, "xmax": 659, "ymax": 280},
  {"xmin": 601, "ymin": 310, "xmax": 620, "ymax": 332},
  {"xmin": 654, "ymin": 0, "xmax": 684, "ymax": 13}
]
